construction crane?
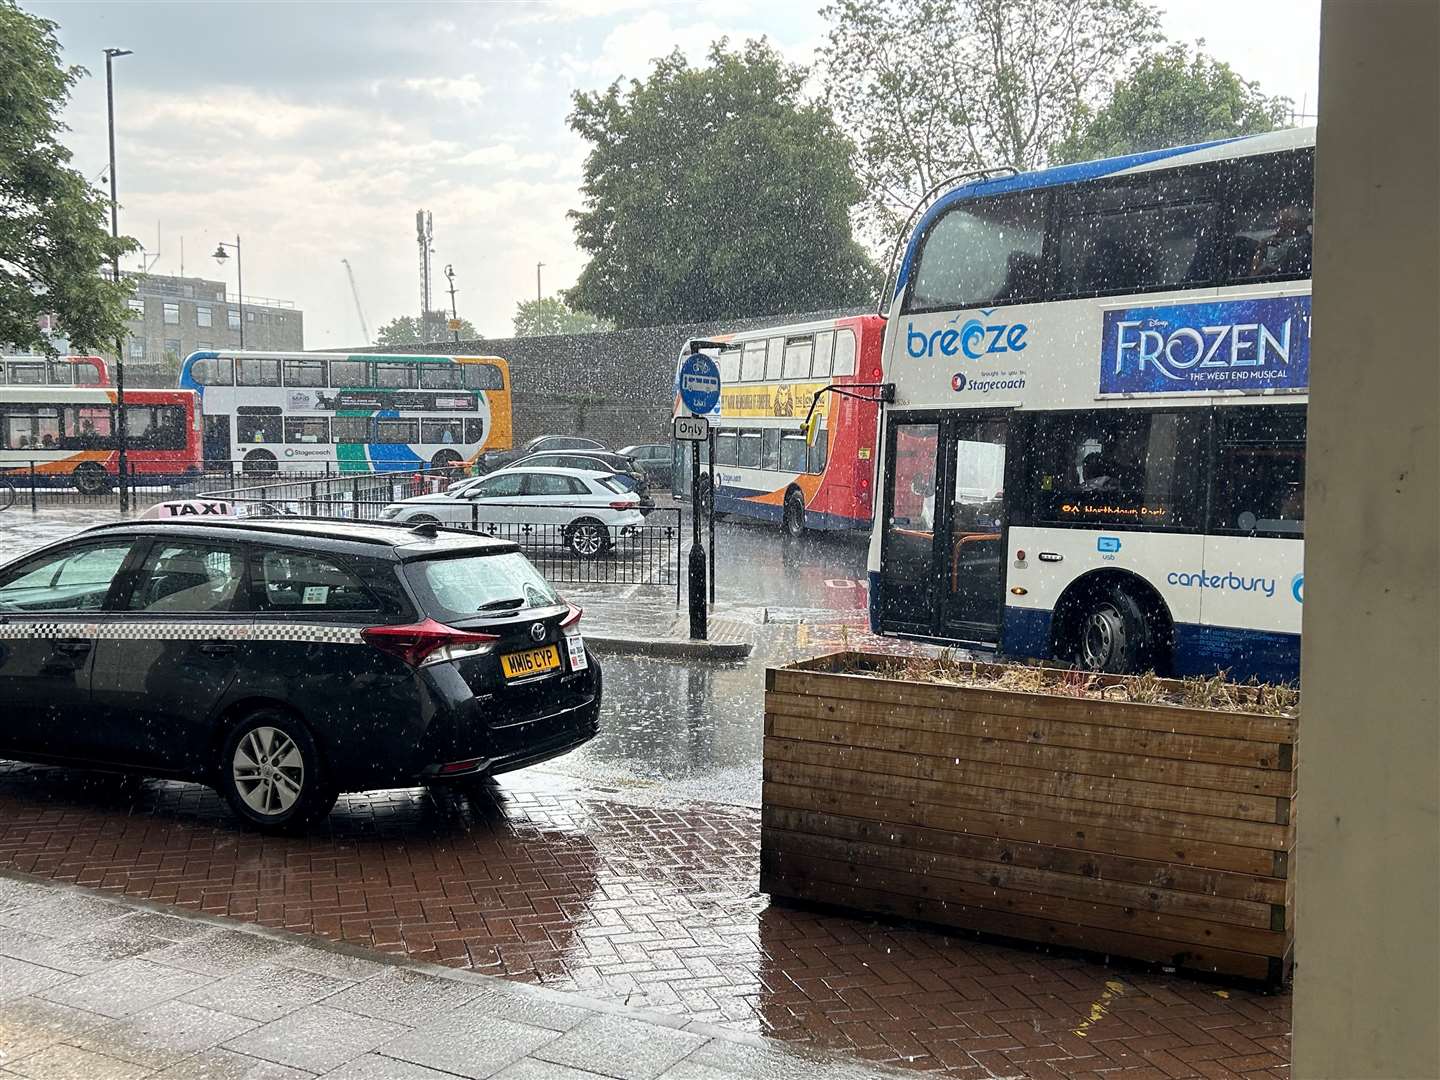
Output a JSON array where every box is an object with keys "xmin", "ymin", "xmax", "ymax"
[{"xmin": 340, "ymin": 258, "xmax": 371, "ymax": 345}]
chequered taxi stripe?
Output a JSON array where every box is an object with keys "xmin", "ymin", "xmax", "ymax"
[{"xmin": 0, "ymin": 620, "xmax": 365, "ymax": 645}]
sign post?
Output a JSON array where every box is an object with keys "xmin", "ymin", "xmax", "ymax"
[{"xmin": 677, "ymin": 350, "xmax": 722, "ymax": 641}]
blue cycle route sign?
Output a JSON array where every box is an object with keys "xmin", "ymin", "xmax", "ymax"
[{"xmin": 678, "ymin": 353, "xmax": 722, "ymax": 416}]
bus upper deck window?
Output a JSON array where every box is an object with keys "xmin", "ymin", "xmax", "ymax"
[
  {"xmin": 375, "ymin": 363, "xmax": 417, "ymax": 389},
  {"xmin": 236, "ymin": 358, "xmax": 280, "ymax": 387},
  {"xmin": 907, "ymin": 190, "xmax": 1047, "ymax": 313},
  {"xmin": 812, "ymin": 332, "xmax": 834, "ymax": 378},
  {"xmin": 782, "ymin": 337, "xmax": 813, "ymax": 380},
  {"xmin": 833, "ymin": 330, "xmax": 857, "ymax": 376},
  {"xmin": 460, "ymin": 363, "xmax": 504, "ymax": 391},
  {"xmin": 421, "ymin": 364, "xmax": 464, "ymax": 390},
  {"xmin": 10, "ymin": 363, "xmax": 44, "ymax": 385},
  {"xmin": 739, "ymin": 341, "xmax": 766, "ymax": 382}
]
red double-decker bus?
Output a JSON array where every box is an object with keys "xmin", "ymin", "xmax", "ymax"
[
  {"xmin": 672, "ymin": 314, "xmax": 886, "ymax": 535},
  {"xmin": 0, "ymin": 386, "xmax": 202, "ymax": 494},
  {"xmin": 0, "ymin": 356, "xmax": 110, "ymax": 386}
]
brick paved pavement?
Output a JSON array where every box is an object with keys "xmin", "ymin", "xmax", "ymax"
[
  {"xmin": 0, "ymin": 874, "xmax": 907, "ymax": 1079},
  {"xmin": 0, "ymin": 763, "xmax": 1289, "ymax": 1079}
]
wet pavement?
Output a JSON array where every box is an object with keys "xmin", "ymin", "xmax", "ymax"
[
  {"xmin": 0, "ymin": 766, "xmax": 1290, "ymax": 1079},
  {"xmin": 0, "ymin": 873, "xmax": 908, "ymax": 1079},
  {"xmin": 0, "ymin": 509, "xmax": 1290, "ymax": 1077}
]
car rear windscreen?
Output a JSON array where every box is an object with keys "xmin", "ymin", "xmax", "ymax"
[{"xmin": 406, "ymin": 551, "xmax": 561, "ymax": 621}]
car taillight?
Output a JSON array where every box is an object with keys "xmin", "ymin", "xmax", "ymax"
[
  {"xmin": 361, "ymin": 618, "xmax": 499, "ymax": 667},
  {"xmin": 609, "ymin": 500, "xmax": 635, "ymax": 511},
  {"xmin": 561, "ymin": 604, "xmax": 582, "ymax": 636}
]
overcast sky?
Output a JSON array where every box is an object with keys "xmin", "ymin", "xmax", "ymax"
[{"xmin": 32, "ymin": 0, "xmax": 1320, "ymax": 349}]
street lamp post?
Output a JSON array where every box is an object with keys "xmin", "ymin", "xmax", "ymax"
[
  {"xmin": 105, "ymin": 47, "xmax": 132, "ymax": 513},
  {"xmin": 212, "ymin": 238, "xmax": 243, "ymax": 347},
  {"xmin": 536, "ymin": 261, "xmax": 544, "ymax": 302}
]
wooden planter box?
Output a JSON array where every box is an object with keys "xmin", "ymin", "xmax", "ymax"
[{"xmin": 760, "ymin": 652, "xmax": 1297, "ymax": 986}]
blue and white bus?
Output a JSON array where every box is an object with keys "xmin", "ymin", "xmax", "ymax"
[
  {"xmin": 867, "ymin": 128, "xmax": 1312, "ymax": 682},
  {"xmin": 178, "ymin": 350, "xmax": 512, "ymax": 475}
]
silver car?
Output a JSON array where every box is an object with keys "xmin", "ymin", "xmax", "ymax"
[{"xmin": 379, "ymin": 466, "xmax": 644, "ymax": 558}]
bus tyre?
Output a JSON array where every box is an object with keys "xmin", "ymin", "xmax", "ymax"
[
  {"xmin": 566, "ymin": 518, "xmax": 608, "ymax": 559},
  {"xmin": 73, "ymin": 463, "xmax": 109, "ymax": 496},
  {"xmin": 431, "ymin": 449, "xmax": 463, "ymax": 478},
  {"xmin": 1077, "ymin": 587, "xmax": 1154, "ymax": 675},
  {"xmin": 243, "ymin": 450, "xmax": 278, "ymax": 476},
  {"xmin": 782, "ymin": 491, "xmax": 805, "ymax": 539},
  {"xmin": 218, "ymin": 708, "xmax": 337, "ymax": 833}
]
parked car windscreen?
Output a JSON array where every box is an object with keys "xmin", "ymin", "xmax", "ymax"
[{"xmin": 406, "ymin": 551, "xmax": 562, "ymax": 620}]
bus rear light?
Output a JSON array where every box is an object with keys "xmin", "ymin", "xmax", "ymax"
[{"xmin": 1015, "ymin": 550, "xmax": 1025, "ymax": 561}]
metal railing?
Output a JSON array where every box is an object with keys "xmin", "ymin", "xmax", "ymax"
[{"xmin": 207, "ymin": 470, "xmax": 681, "ymax": 599}]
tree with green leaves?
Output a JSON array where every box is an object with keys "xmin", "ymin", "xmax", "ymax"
[
  {"xmin": 374, "ymin": 311, "xmax": 479, "ymax": 347},
  {"xmin": 512, "ymin": 296, "xmax": 614, "ymax": 337},
  {"xmin": 1051, "ymin": 44, "xmax": 1293, "ymax": 164},
  {"xmin": 1, "ymin": 1, "xmax": 136, "ymax": 354},
  {"xmin": 819, "ymin": 0, "xmax": 1161, "ymax": 246},
  {"xmin": 565, "ymin": 39, "xmax": 877, "ymax": 329}
]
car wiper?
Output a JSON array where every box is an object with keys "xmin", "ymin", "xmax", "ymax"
[{"xmin": 476, "ymin": 597, "xmax": 525, "ymax": 611}]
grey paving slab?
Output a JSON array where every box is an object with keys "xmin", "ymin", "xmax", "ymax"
[
  {"xmin": 0, "ymin": 883, "xmax": 50, "ymax": 916},
  {"xmin": 319, "ymin": 1053, "xmax": 457, "ymax": 1080},
  {"xmin": 323, "ymin": 966, "xmax": 480, "ymax": 1026},
  {"xmin": 0, "ymin": 959, "xmax": 73, "ymax": 1005},
  {"xmin": 532, "ymin": 1014, "xmax": 708, "ymax": 1080},
  {"xmin": 181, "ymin": 964, "xmax": 356, "ymax": 1023},
  {"xmin": 5, "ymin": 1042, "xmax": 151, "ymax": 1080},
  {"xmin": 0, "ymin": 931, "xmax": 58, "ymax": 968},
  {"xmin": 150, "ymin": 1046, "xmax": 317, "ymax": 1079},
  {"xmin": 222, "ymin": 1005, "xmax": 409, "ymax": 1075},
  {"xmin": 0, "ymin": 997, "xmax": 109, "ymax": 1064},
  {"xmin": 0, "ymin": 895, "xmax": 128, "ymax": 939},
  {"xmin": 11, "ymin": 923, "xmax": 173, "ymax": 977},
  {"xmin": 492, "ymin": 1060, "xmax": 617, "ymax": 1080},
  {"xmin": 430, "ymin": 983, "xmax": 594, "ymax": 1034},
  {"xmin": 380, "ymin": 1013, "xmax": 557, "ymax": 1079},
  {"xmin": 36, "ymin": 957, "xmax": 214, "ymax": 1019},
  {"xmin": 655, "ymin": 1061, "xmax": 751, "ymax": 1080},
  {"xmin": 272, "ymin": 946, "xmax": 389, "ymax": 985},
  {"xmin": 71, "ymin": 999, "xmax": 258, "ymax": 1069},
  {"xmin": 146, "ymin": 928, "xmax": 294, "ymax": 978},
  {"xmin": 114, "ymin": 910, "xmax": 218, "ymax": 943}
]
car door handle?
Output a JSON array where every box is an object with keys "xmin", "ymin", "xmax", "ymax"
[
  {"xmin": 198, "ymin": 640, "xmax": 238, "ymax": 656},
  {"xmin": 55, "ymin": 637, "xmax": 92, "ymax": 654}
]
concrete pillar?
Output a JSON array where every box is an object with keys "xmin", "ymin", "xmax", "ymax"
[{"xmin": 1295, "ymin": 2, "xmax": 1439, "ymax": 1077}]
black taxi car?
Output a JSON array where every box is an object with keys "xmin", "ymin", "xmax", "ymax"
[{"xmin": 0, "ymin": 518, "xmax": 601, "ymax": 830}]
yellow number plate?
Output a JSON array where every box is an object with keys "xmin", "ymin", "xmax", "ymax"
[{"xmin": 500, "ymin": 644, "xmax": 561, "ymax": 679}]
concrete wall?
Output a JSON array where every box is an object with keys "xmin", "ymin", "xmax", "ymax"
[
  {"xmin": 1294, "ymin": 3, "xmax": 1439, "ymax": 1076},
  {"xmin": 349, "ymin": 308, "xmax": 864, "ymax": 450}
]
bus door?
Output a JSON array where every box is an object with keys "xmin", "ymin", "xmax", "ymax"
[
  {"xmin": 203, "ymin": 414, "xmax": 231, "ymax": 465},
  {"xmin": 878, "ymin": 419, "xmax": 941, "ymax": 634},
  {"xmin": 937, "ymin": 415, "xmax": 1008, "ymax": 642}
]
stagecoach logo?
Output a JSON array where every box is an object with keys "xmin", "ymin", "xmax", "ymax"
[
  {"xmin": 907, "ymin": 309, "xmax": 1029, "ymax": 360},
  {"xmin": 1101, "ymin": 296, "xmax": 1311, "ymax": 395}
]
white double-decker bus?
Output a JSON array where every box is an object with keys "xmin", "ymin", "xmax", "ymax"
[
  {"xmin": 178, "ymin": 350, "xmax": 511, "ymax": 475},
  {"xmin": 868, "ymin": 128, "xmax": 1312, "ymax": 683}
]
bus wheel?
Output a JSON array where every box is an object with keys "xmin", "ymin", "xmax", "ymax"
[
  {"xmin": 782, "ymin": 490, "xmax": 805, "ymax": 539},
  {"xmin": 1076, "ymin": 587, "xmax": 1155, "ymax": 674},
  {"xmin": 431, "ymin": 449, "xmax": 463, "ymax": 477},
  {"xmin": 566, "ymin": 518, "xmax": 608, "ymax": 559},
  {"xmin": 242, "ymin": 450, "xmax": 278, "ymax": 476},
  {"xmin": 73, "ymin": 463, "xmax": 110, "ymax": 496}
]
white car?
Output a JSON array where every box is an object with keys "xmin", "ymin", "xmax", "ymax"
[{"xmin": 378, "ymin": 466, "xmax": 644, "ymax": 558}]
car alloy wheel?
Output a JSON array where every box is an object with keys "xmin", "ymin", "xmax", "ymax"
[
  {"xmin": 568, "ymin": 519, "xmax": 606, "ymax": 558},
  {"xmin": 232, "ymin": 725, "xmax": 305, "ymax": 817}
]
